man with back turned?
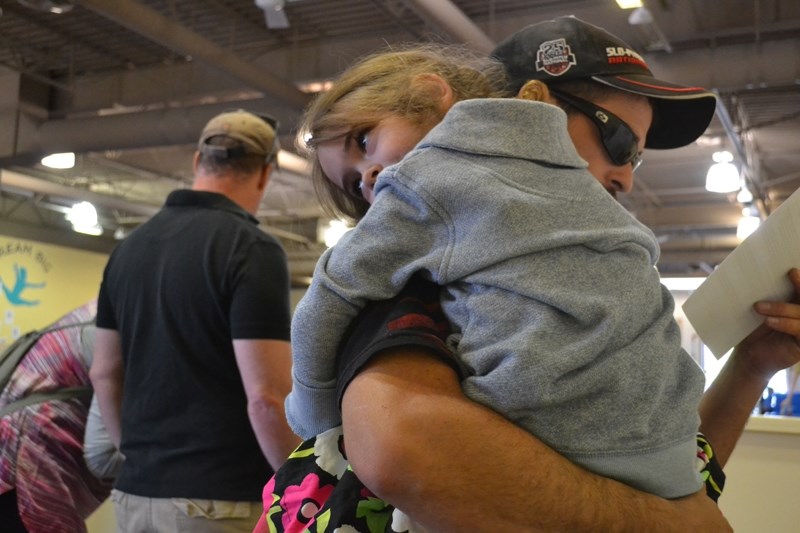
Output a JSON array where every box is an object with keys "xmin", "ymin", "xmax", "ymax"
[{"xmin": 91, "ymin": 109, "xmax": 299, "ymax": 533}]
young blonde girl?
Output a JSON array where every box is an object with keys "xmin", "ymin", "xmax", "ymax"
[
  {"xmin": 301, "ymin": 44, "xmax": 510, "ymax": 222},
  {"xmin": 287, "ymin": 30, "xmax": 711, "ymax": 507}
]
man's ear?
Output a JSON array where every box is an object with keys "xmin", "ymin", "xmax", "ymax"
[
  {"xmin": 413, "ymin": 73, "xmax": 455, "ymax": 115},
  {"xmin": 192, "ymin": 151, "xmax": 201, "ymax": 173},
  {"xmin": 258, "ymin": 163, "xmax": 272, "ymax": 191},
  {"xmin": 516, "ymin": 80, "xmax": 551, "ymax": 103}
]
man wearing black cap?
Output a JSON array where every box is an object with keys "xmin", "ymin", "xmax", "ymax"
[
  {"xmin": 287, "ymin": 8, "xmax": 713, "ymax": 502},
  {"xmin": 330, "ymin": 17, "xmax": 799, "ymax": 532},
  {"xmin": 490, "ymin": 15, "xmax": 717, "ymax": 196},
  {"xmin": 91, "ymin": 110, "xmax": 299, "ymax": 532}
]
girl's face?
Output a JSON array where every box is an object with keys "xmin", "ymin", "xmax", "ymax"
[{"xmin": 317, "ymin": 115, "xmax": 431, "ymax": 205}]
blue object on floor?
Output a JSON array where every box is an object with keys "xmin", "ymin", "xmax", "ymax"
[{"xmin": 772, "ymin": 393, "xmax": 800, "ymax": 416}]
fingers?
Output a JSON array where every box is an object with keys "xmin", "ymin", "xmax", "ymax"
[
  {"xmin": 762, "ymin": 317, "xmax": 800, "ymax": 339},
  {"xmin": 791, "ymin": 268, "xmax": 800, "ymax": 295},
  {"xmin": 753, "ymin": 300, "xmax": 800, "ymax": 320},
  {"xmin": 753, "ymin": 268, "xmax": 800, "ymax": 318}
]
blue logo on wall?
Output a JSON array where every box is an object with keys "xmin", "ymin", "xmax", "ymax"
[
  {"xmin": 1, "ymin": 263, "xmax": 46, "ymax": 306},
  {"xmin": 0, "ymin": 242, "xmax": 50, "ymax": 307}
]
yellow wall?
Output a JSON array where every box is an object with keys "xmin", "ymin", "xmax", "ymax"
[{"xmin": 0, "ymin": 236, "xmax": 108, "ymax": 347}]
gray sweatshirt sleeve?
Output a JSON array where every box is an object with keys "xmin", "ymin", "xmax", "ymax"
[{"xmin": 285, "ymin": 170, "xmax": 451, "ymax": 438}]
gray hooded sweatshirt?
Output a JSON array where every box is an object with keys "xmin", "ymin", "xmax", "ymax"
[{"xmin": 288, "ymin": 98, "xmax": 705, "ymax": 498}]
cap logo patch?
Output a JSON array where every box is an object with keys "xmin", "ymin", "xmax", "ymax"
[
  {"xmin": 605, "ymin": 47, "xmax": 649, "ymax": 70},
  {"xmin": 536, "ymin": 38, "xmax": 577, "ymax": 77}
]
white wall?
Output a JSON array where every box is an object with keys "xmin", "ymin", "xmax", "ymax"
[{"xmin": 719, "ymin": 417, "xmax": 800, "ymax": 532}]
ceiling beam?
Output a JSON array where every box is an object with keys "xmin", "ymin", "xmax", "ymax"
[
  {"xmin": 73, "ymin": 0, "xmax": 311, "ymax": 109},
  {"xmin": 0, "ymin": 218, "xmax": 118, "ymax": 254},
  {"xmin": 1, "ymin": 169, "xmax": 159, "ymax": 217},
  {"xmin": 0, "ymin": 99, "xmax": 299, "ymax": 164},
  {"xmin": 401, "ymin": 0, "xmax": 496, "ymax": 53}
]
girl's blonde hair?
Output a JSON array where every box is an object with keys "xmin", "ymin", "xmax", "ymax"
[{"xmin": 300, "ymin": 43, "xmax": 510, "ymax": 222}]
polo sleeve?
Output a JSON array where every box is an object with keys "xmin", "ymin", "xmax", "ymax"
[
  {"xmin": 229, "ymin": 239, "xmax": 291, "ymax": 340},
  {"xmin": 95, "ymin": 268, "xmax": 117, "ymax": 330},
  {"xmin": 335, "ymin": 274, "xmax": 465, "ymax": 407}
]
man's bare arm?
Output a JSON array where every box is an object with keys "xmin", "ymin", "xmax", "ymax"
[
  {"xmin": 89, "ymin": 327, "xmax": 125, "ymax": 449},
  {"xmin": 343, "ymin": 348, "xmax": 731, "ymax": 533},
  {"xmin": 700, "ymin": 268, "xmax": 800, "ymax": 465},
  {"xmin": 233, "ymin": 339, "xmax": 300, "ymax": 470}
]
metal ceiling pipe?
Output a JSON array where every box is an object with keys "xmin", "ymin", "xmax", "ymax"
[
  {"xmin": 713, "ymin": 92, "xmax": 769, "ymax": 219},
  {"xmin": 402, "ymin": 0, "xmax": 496, "ymax": 53},
  {"xmin": 0, "ymin": 169, "xmax": 160, "ymax": 216},
  {"xmin": 19, "ymin": 102, "xmax": 292, "ymax": 155},
  {"xmin": 73, "ymin": 0, "xmax": 310, "ymax": 110}
]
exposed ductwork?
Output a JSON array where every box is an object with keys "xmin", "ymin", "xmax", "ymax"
[
  {"xmin": 16, "ymin": 101, "xmax": 295, "ymax": 157},
  {"xmin": 3, "ymin": 0, "xmax": 796, "ymax": 165},
  {"xmin": 1, "ymin": 169, "xmax": 160, "ymax": 216},
  {"xmin": 74, "ymin": 0, "xmax": 311, "ymax": 109},
  {"xmin": 402, "ymin": 0, "xmax": 496, "ymax": 53}
]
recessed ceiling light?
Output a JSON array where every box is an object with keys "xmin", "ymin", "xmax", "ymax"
[{"xmin": 41, "ymin": 152, "xmax": 75, "ymax": 169}]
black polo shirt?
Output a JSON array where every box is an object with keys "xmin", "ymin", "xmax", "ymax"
[{"xmin": 96, "ymin": 189, "xmax": 291, "ymax": 500}]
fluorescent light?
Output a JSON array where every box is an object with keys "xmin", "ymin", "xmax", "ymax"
[
  {"xmin": 616, "ymin": 0, "xmax": 643, "ymax": 8},
  {"xmin": 736, "ymin": 187, "xmax": 754, "ymax": 203},
  {"xmin": 705, "ymin": 151, "xmax": 740, "ymax": 193},
  {"xmin": 661, "ymin": 277, "xmax": 706, "ymax": 291},
  {"xmin": 66, "ymin": 201, "xmax": 103, "ymax": 236},
  {"xmin": 72, "ymin": 224, "xmax": 103, "ymax": 236},
  {"xmin": 296, "ymin": 79, "xmax": 334, "ymax": 94},
  {"xmin": 323, "ymin": 219, "xmax": 351, "ymax": 247},
  {"xmin": 41, "ymin": 152, "xmax": 75, "ymax": 169},
  {"xmin": 737, "ymin": 215, "xmax": 760, "ymax": 240},
  {"xmin": 628, "ymin": 6, "xmax": 653, "ymax": 25},
  {"xmin": 276, "ymin": 150, "xmax": 311, "ymax": 175}
]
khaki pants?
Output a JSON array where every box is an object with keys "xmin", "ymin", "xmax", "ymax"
[{"xmin": 111, "ymin": 489, "xmax": 261, "ymax": 533}]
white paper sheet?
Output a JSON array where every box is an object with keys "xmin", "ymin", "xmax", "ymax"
[{"xmin": 682, "ymin": 187, "xmax": 800, "ymax": 358}]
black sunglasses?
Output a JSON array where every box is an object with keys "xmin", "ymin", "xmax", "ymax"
[{"xmin": 549, "ymin": 89, "xmax": 643, "ymax": 172}]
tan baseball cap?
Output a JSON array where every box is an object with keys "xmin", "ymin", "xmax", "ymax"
[{"xmin": 197, "ymin": 109, "xmax": 279, "ymax": 162}]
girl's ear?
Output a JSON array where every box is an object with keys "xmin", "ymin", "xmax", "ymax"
[
  {"xmin": 414, "ymin": 73, "xmax": 455, "ymax": 114},
  {"xmin": 516, "ymin": 80, "xmax": 551, "ymax": 102}
]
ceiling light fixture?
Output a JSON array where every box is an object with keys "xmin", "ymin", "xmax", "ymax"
[
  {"xmin": 66, "ymin": 201, "xmax": 103, "ymax": 236},
  {"xmin": 660, "ymin": 277, "xmax": 706, "ymax": 291},
  {"xmin": 17, "ymin": 1, "xmax": 73, "ymax": 14},
  {"xmin": 628, "ymin": 6, "xmax": 652, "ymax": 24},
  {"xmin": 322, "ymin": 219, "xmax": 351, "ymax": 248},
  {"xmin": 705, "ymin": 151, "xmax": 740, "ymax": 193},
  {"xmin": 296, "ymin": 79, "xmax": 334, "ymax": 94},
  {"xmin": 255, "ymin": 0, "xmax": 289, "ymax": 29},
  {"xmin": 41, "ymin": 152, "xmax": 75, "ymax": 169},
  {"xmin": 736, "ymin": 185, "xmax": 754, "ymax": 204},
  {"xmin": 616, "ymin": 0, "xmax": 643, "ymax": 8},
  {"xmin": 736, "ymin": 215, "xmax": 760, "ymax": 240}
]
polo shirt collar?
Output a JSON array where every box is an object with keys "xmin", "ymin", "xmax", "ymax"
[{"xmin": 165, "ymin": 189, "xmax": 259, "ymax": 225}]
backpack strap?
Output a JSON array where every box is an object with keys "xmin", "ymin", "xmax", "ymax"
[
  {"xmin": 0, "ymin": 386, "xmax": 93, "ymax": 418},
  {"xmin": 0, "ymin": 318, "xmax": 96, "ymax": 414},
  {"xmin": 0, "ymin": 319, "xmax": 95, "ymax": 390},
  {"xmin": 0, "ymin": 331, "xmax": 45, "ymax": 394}
]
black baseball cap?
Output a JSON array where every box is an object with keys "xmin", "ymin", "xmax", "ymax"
[{"xmin": 491, "ymin": 16, "xmax": 717, "ymax": 149}]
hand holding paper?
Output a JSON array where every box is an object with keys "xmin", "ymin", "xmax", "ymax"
[{"xmin": 682, "ymin": 188, "xmax": 800, "ymax": 358}]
